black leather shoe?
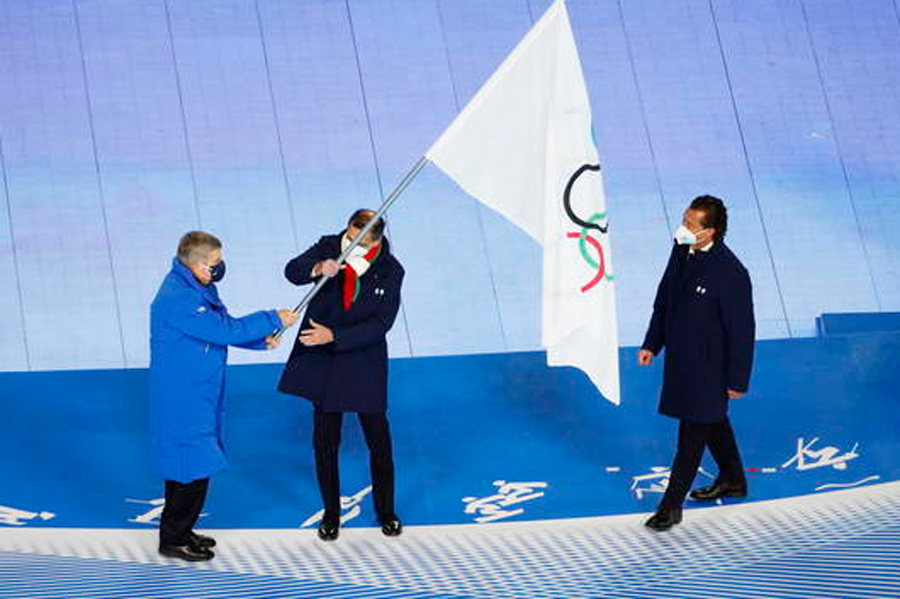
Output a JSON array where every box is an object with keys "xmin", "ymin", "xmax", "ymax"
[
  {"xmin": 190, "ymin": 531, "xmax": 216, "ymax": 548},
  {"xmin": 644, "ymin": 507, "xmax": 682, "ymax": 531},
  {"xmin": 317, "ymin": 517, "xmax": 340, "ymax": 541},
  {"xmin": 158, "ymin": 543, "xmax": 215, "ymax": 561},
  {"xmin": 379, "ymin": 514, "xmax": 403, "ymax": 537},
  {"xmin": 689, "ymin": 480, "xmax": 748, "ymax": 502}
]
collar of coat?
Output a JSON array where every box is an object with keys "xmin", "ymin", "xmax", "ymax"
[
  {"xmin": 689, "ymin": 240, "xmax": 715, "ymax": 254},
  {"xmin": 170, "ymin": 257, "xmax": 224, "ymax": 308},
  {"xmin": 679, "ymin": 240, "xmax": 724, "ymax": 259}
]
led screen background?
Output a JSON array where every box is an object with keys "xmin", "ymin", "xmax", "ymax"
[{"xmin": 1, "ymin": 0, "xmax": 898, "ymax": 371}]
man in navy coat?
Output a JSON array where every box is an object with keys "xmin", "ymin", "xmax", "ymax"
[
  {"xmin": 150, "ymin": 231, "xmax": 298, "ymax": 560},
  {"xmin": 279, "ymin": 209, "xmax": 405, "ymax": 541},
  {"xmin": 638, "ymin": 196, "xmax": 755, "ymax": 531}
]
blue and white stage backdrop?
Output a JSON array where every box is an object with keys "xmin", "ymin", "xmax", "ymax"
[{"xmin": 1, "ymin": 0, "xmax": 900, "ymax": 372}]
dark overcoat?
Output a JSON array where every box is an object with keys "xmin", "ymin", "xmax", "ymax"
[
  {"xmin": 642, "ymin": 242, "xmax": 755, "ymax": 423},
  {"xmin": 278, "ymin": 233, "xmax": 404, "ymax": 413}
]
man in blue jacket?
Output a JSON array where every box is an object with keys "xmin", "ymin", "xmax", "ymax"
[
  {"xmin": 150, "ymin": 231, "xmax": 298, "ymax": 561},
  {"xmin": 278, "ymin": 209, "xmax": 404, "ymax": 541},
  {"xmin": 638, "ymin": 196, "xmax": 755, "ymax": 531}
]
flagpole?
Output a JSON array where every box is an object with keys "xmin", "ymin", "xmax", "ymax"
[{"xmin": 273, "ymin": 156, "xmax": 429, "ymax": 340}]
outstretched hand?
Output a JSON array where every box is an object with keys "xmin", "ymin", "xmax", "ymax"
[{"xmin": 278, "ymin": 309, "xmax": 300, "ymax": 328}]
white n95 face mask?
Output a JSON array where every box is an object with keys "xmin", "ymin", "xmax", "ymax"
[
  {"xmin": 674, "ymin": 225, "xmax": 699, "ymax": 246},
  {"xmin": 341, "ymin": 233, "xmax": 369, "ymax": 256}
]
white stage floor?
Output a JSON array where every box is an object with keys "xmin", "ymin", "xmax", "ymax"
[{"xmin": 2, "ymin": 481, "xmax": 899, "ymax": 598}]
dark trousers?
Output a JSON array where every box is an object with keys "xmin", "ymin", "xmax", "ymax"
[
  {"xmin": 313, "ymin": 409, "xmax": 395, "ymax": 521},
  {"xmin": 660, "ymin": 417, "xmax": 746, "ymax": 510},
  {"xmin": 159, "ymin": 478, "xmax": 209, "ymax": 546}
]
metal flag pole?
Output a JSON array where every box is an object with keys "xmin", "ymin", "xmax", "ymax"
[{"xmin": 273, "ymin": 156, "xmax": 429, "ymax": 340}]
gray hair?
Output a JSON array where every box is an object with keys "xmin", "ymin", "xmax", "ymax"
[{"xmin": 177, "ymin": 231, "xmax": 221, "ymax": 265}]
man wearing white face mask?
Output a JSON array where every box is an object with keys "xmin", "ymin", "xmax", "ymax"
[
  {"xmin": 279, "ymin": 209, "xmax": 405, "ymax": 541},
  {"xmin": 638, "ymin": 196, "xmax": 756, "ymax": 531}
]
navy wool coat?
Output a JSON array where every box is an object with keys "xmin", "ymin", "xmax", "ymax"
[
  {"xmin": 149, "ymin": 258, "xmax": 281, "ymax": 483},
  {"xmin": 641, "ymin": 242, "xmax": 755, "ymax": 423},
  {"xmin": 278, "ymin": 233, "xmax": 404, "ymax": 413}
]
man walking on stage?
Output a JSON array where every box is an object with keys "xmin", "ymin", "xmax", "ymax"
[
  {"xmin": 638, "ymin": 195, "xmax": 756, "ymax": 531},
  {"xmin": 279, "ymin": 209, "xmax": 405, "ymax": 541}
]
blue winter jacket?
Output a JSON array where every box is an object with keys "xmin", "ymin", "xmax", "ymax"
[{"xmin": 149, "ymin": 258, "xmax": 281, "ymax": 483}]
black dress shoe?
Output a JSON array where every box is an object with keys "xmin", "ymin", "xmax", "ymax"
[
  {"xmin": 190, "ymin": 531, "xmax": 216, "ymax": 548},
  {"xmin": 689, "ymin": 480, "xmax": 748, "ymax": 502},
  {"xmin": 317, "ymin": 517, "xmax": 340, "ymax": 541},
  {"xmin": 379, "ymin": 514, "xmax": 403, "ymax": 537},
  {"xmin": 644, "ymin": 507, "xmax": 682, "ymax": 531},
  {"xmin": 159, "ymin": 542, "xmax": 215, "ymax": 562}
]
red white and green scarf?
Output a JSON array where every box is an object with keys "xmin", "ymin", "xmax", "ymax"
[{"xmin": 341, "ymin": 236, "xmax": 382, "ymax": 311}]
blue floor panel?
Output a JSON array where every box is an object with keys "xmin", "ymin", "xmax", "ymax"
[{"xmin": 0, "ymin": 333, "xmax": 898, "ymax": 529}]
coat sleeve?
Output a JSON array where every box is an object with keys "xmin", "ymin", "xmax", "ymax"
[
  {"xmin": 166, "ymin": 294, "xmax": 281, "ymax": 347},
  {"xmin": 285, "ymin": 236, "xmax": 335, "ymax": 286},
  {"xmin": 231, "ymin": 304, "xmax": 274, "ymax": 350},
  {"xmin": 722, "ymin": 266, "xmax": 755, "ymax": 392},
  {"xmin": 641, "ymin": 246, "xmax": 677, "ymax": 355},
  {"xmin": 332, "ymin": 266, "xmax": 404, "ymax": 353}
]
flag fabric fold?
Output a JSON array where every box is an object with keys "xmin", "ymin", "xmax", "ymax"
[{"xmin": 426, "ymin": 0, "xmax": 620, "ymax": 404}]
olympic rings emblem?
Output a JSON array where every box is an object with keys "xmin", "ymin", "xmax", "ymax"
[{"xmin": 563, "ymin": 164, "xmax": 615, "ymax": 293}]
